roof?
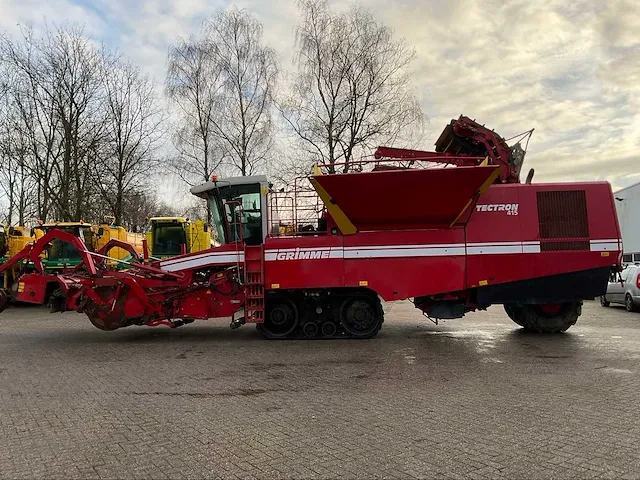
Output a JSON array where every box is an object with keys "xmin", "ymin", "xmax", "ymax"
[
  {"xmin": 190, "ymin": 175, "xmax": 269, "ymax": 199},
  {"xmin": 615, "ymin": 179, "xmax": 640, "ymax": 195}
]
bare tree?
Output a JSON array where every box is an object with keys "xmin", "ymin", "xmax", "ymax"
[
  {"xmin": 0, "ymin": 23, "xmax": 168, "ymax": 227},
  {"xmin": 166, "ymin": 36, "xmax": 222, "ymax": 182},
  {"xmin": 0, "ymin": 26, "xmax": 63, "ymax": 221},
  {"xmin": 95, "ymin": 56, "xmax": 165, "ymax": 226},
  {"xmin": 166, "ymin": 8, "xmax": 278, "ymax": 223},
  {"xmin": 280, "ymin": 0, "xmax": 425, "ymax": 173},
  {"xmin": 203, "ymin": 8, "xmax": 278, "ymax": 176},
  {"xmin": 120, "ymin": 190, "xmax": 175, "ymax": 233},
  {"xmin": 0, "ymin": 101, "xmax": 35, "ymax": 225},
  {"xmin": 0, "ymin": 24, "xmax": 108, "ymax": 222},
  {"xmin": 42, "ymin": 25, "xmax": 106, "ymax": 220}
]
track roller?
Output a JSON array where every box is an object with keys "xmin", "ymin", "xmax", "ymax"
[
  {"xmin": 302, "ymin": 322, "xmax": 318, "ymax": 338},
  {"xmin": 321, "ymin": 321, "xmax": 337, "ymax": 337},
  {"xmin": 258, "ymin": 289, "xmax": 384, "ymax": 340}
]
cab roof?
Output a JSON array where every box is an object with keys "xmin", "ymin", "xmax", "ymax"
[{"xmin": 190, "ymin": 175, "xmax": 268, "ymax": 199}]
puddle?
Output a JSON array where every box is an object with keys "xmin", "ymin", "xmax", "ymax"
[
  {"xmin": 480, "ymin": 357, "xmax": 503, "ymax": 363},
  {"xmin": 394, "ymin": 347, "xmax": 417, "ymax": 365},
  {"xmin": 604, "ymin": 368, "xmax": 633, "ymax": 374}
]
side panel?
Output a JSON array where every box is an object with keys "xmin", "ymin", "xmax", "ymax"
[
  {"xmin": 343, "ymin": 230, "xmax": 466, "ymax": 300},
  {"xmin": 344, "ymin": 228, "xmax": 465, "ymax": 301},
  {"xmin": 264, "ymin": 235, "xmax": 344, "ymax": 289},
  {"xmin": 264, "ymin": 230, "xmax": 467, "ymax": 301},
  {"xmin": 466, "ymin": 182, "xmax": 622, "ymax": 291},
  {"xmin": 465, "ymin": 185, "xmax": 524, "ymax": 287}
]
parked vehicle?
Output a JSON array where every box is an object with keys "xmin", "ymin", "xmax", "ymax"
[{"xmin": 601, "ymin": 264, "xmax": 640, "ymax": 311}]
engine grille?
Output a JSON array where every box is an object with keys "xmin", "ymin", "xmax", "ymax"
[{"xmin": 537, "ymin": 190, "xmax": 589, "ymax": 252}]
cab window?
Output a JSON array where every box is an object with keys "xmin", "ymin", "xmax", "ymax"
[{"xmin": 210, "ymin": 183, "xmax": 263, "ymax": 246}]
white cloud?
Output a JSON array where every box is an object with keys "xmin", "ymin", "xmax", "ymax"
[{"xmin": 1, "ymin": 0, "xmax": 638, "ymax": 194}]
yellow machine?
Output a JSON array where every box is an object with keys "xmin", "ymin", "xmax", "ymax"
[
  {"xmin": 0, "ymin": 226, "xmax": 36, "ymax": 289},
  {"xmin": 0, "ymin": 219, "xmax": 145, "ymax": 294},
  {"xmin": 4, "ymin": 226, "xmax": 34, "ymax": 257},
  {"xmin": 35, "ymin": 220, "xmax": 144, "ymax": 270},
  {"xmin": 146, "ymin": 217, "xmax": 212, "ymax": 259},
  {"xmin": 93, "ymin": 218, "xmax": 144, "ymax": 262}
]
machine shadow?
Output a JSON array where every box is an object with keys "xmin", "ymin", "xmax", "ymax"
[
  {"xmin": 51, "ymin": 323, "xmax": 265, "ymax": 345},
  {"xmin": 39, "ymin": 321, "xmax": 436, "ymax": 349}
]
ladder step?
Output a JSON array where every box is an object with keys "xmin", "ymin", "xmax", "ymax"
[{"xmin": 243, "ymin": 244, "xmax": 265, "ymax": 322}]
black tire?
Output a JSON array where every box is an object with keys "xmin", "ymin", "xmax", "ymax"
[
  {"xmin": 625, "ymin": 294, "xmax": 636, "ymax": 312},
  {"xmin": 600, "ymin": 296, "xmax": 610, "ymax": 307},
  {"xmin": 503, "ymin": 304, "xmax": 524, "ymax": 326},
  {"xmin": 0, "ymin": 289, "xmax": 8, "ymax": 313},
  {"xmin": 506, "ymin": 301, "xmax": 582, "ymax": 333},
  {"xmin": 339, "ymin": 295, "xmax": 384, "ymax": 339}
]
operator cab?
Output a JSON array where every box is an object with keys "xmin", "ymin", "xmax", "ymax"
[
  {"xmin": 40, "ymin": 222, "xmax": 94, "ymax": 264},
  {"xmin": 148, "ymin": 218, "xmax": 188, "ymax": 257},
  {"xmin": 191, "ymin": 175, "xmax": 269, "ymax": 246}
]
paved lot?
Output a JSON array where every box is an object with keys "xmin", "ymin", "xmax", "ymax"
[{"xmin": 1, "ymin": 300, "xmax": 640, "ymax": 479}]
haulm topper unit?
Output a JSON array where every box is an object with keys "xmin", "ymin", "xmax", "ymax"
[{"xmin": 0, "ymin": 116, "xmax": 623, "ymax": 338}]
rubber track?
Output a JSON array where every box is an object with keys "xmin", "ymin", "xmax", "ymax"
[{"xmin": 257, "ymin": 292, "xmax": 384, "ymax": 340}]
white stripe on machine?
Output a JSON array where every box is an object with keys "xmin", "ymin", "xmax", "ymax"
[
  {"xmin": 157, "ymin": 237, "xmax": 623, "ymax": 270},
  {"xmin": 161, "ymin": 252, "xmax": 244, "ymax": 271}
]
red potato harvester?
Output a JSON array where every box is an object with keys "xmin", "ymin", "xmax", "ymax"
[{"xmin": 0, "ymin": 116, "xmax": 623, "ymax": 339}]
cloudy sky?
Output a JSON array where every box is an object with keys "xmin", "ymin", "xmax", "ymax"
[{"xmin": 2, "ymin": 0, "xmax": 639, "ymax": 195}]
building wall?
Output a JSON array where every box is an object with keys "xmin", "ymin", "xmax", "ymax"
[{"xmin": 615, "ymin": 181, "xmax": 640, "ymax": 262}]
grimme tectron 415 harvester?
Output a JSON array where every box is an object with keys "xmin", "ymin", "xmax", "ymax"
[{"xmin": 0, "ymin": 116, "xmax": 623, "ymax": 339}]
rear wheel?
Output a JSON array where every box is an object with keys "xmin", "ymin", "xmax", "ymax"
[
  {"xmin": 625, "ymin": 294, "xmax": 636, "ymax": 312},
  {"xmin": 505, "ymin": 301, "xmax": 582, "ymax": 333},
  {"xmin": 600, "ymin": 296, "xmax": 610, "ymax": 307},
  {"xmin": 503, "ymin": 304, "xmax": 523, "ymax": 326}
]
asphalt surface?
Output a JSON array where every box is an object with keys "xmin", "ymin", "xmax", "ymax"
[{"xmin": 1, "ymin": 300, "xmax": 639, "ymax": 479}]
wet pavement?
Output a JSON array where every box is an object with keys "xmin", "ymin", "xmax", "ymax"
[{"xmin": 0, "ymin": 300, "xmax": 639, "ymax": 478}]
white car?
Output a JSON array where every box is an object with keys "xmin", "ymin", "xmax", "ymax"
[{"xmin": 601, "ymin": 264, "xmax": 640, "ymax": 312}]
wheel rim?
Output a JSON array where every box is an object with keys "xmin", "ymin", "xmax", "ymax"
[
  {"xmin": 600, "ymin": 296, "xmax": 607, "ymax": 306},
  {"xmin": 263, "ymin": 299, "xmax": 298, "ymax": 337},
  {"xmin": 626, "ymin": 296, "xmax": 633, "ymax": 311},
  {"xmin": 340, "ymin": 298, "xmax": 380, "ymax": 337}
]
